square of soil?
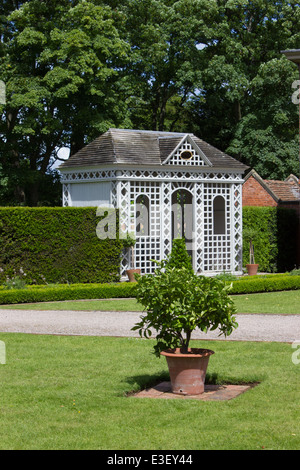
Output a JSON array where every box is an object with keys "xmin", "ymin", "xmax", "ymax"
[{"xmin": 131, "ymin": 381, "xmax": 253, "ymax": 401}]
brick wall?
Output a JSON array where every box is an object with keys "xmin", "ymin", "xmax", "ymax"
[{"xmin": 242, "ymin": 175, "xmax": 277, "ymax": 207}]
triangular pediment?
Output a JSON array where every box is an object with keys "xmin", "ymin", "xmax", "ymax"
[{"xmin": 161, "ymin": 134, "xmax": 212, "ymax": 167}]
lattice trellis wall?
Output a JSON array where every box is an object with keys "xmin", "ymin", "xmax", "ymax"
[
  {"xmin": 202, "ymin": 183, "xmax": 231, "ymax": 272},
  {"xmin": 232, "ymin": 183, "xmax": 243, "ymax": 272},
  {"xmin": 165, "ymin": 138, "xmax": 209, "ymax": 167},
  {"xmin": 115, "ymin": 175, "xmax": 243, "ymax": 277},
  {"xmin": 62, "ymin": 167, "xmax": 244, "ymax": 277}
]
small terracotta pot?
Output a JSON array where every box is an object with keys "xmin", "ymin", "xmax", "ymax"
[
  {"xmin": 246, "ymin": 264, "xmax": 259, "ymax": 276},
  {"xmin": 161, "ymin": 348, "xmax": 215, "ymax": 395},
  {"xmin": 126, "ymin": 268, "xmax": 141, "ymax": 282}
]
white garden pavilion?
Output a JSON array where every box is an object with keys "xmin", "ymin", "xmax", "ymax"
[{"xmin": 60, "ymin": 128, "xmax": 248, "ymax": 277}]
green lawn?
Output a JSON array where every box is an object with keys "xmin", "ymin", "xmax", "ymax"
[
  {"xmin": 0, "ymin": 333, "xmax": 299, "ymax": 450},
  {"xmin": 2, "ymin": 290, "xmax": 300, "ymax": 314}
]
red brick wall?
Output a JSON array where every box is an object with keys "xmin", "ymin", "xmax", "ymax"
[{"xmin": 242, "ymin": 175, "xmax": 277, "ymax": 207}]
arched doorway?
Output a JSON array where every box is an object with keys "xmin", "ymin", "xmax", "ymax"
[
  {"xmin": 213, "ymin": 195, "xmax": 226, "ymax": 235},
  {"xmin": 171, "ymin": 188, "xmax": 194, "ymax": 264}
]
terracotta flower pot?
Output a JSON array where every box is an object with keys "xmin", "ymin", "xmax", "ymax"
[
  {"xmin": 246, "ymin": 264, "xmax": 259, "ymax": 276},
  {"xmin": 161, "ymin": 348, "xmax": 215, "ymax": 395},
  {"xmin": 126, "ymin": 268, "xmax": 141, "ymax": 282}
]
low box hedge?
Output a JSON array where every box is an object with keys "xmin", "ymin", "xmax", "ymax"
[
  {"xmin": 0, "ymin": 282, "xmax": 137, "ymax": 305},
  {"xmin": 0, "ymin": 275, "xmax": 300, "ymax": 305},
  {"xmin": 230, "ymin": 275, "xmax": 300, "ymax": 294}
]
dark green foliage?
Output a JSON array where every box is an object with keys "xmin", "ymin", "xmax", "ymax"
[
  {"xmin": 1, "ymin": 273, "xmax": 299, "ymax": 305},
  {"xmin": 165, "ymin": 237, "xmax": 193, "ymax": 273},
  {"xmin": 230, "ymin": 275, "xmax": 300, "ymax": 294},
  {"xmin": 0, "ymin": 207, "xmax": 123, "ymax": 284},
  {"xmin": 1, "ymin": 0, "xmax": 300, "ymax": 209},
  {"xmin": 242, "ymin": 207, "xmax": 298, "ymax": 272},
  {"xmin": 0, "ymin": 282, "xmax": 137, "ymax": 305}
]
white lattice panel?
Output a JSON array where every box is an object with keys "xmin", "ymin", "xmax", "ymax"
[
  {"xmin": 118, "ymin": 180, "xmax": 130, "ymax": 256},
  {"xmin": 63, "ymin": 167, "xmax": 244, "ymax": 183},
  {"xmin": 166, "ymin": 141, "xmax": 207, "ymax": 166},
  {"xmin": 115, "ymin": 168, "xmax": 243, "ymax": 182},
  {"xmin": 62, "ymin": 184, "xmax": 70, "ymax": 207},
  {"xmin": 232, "ymin": 183, "xmax": 243, "ymax": 273},
  {"xmin": 161, "ymin": 182, "xmax": 172, "ymax": 263},
  {"xmin": 116, "ymin": 180, "xmax": 130, "ymax": 275},
  {"xmin": 119, "ymin": 181, "xmax": 162, "ymax": 275},
  {"xmin": 202, "ymin": 183, "xmax": 232, "ymax": 273},
  {"xmin": 61, "ymin": 169, "xmax": 116, "ymax": 183},
  {"xmin": 63, "ymin": 165, "xmax": 245, "ymax": 276},
  {"xmin": 194, "ymin": 183, "xmax": 204, "ymax": 273},
  {"xmin": 118, "ymin": 178, "xmax": 240, "ymax": 276}
]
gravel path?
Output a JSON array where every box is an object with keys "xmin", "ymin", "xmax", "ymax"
[{"xmin": 0, "ymin": 309, "xmax": 299, "ymax": 343}]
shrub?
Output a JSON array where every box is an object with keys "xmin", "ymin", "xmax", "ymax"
[
  {"xmin": 0, "ymin": 282, "xmax": 137, "ymax": 305},
  {"xmin": 229, "ymin": 275, "xmax": 300, "ymax": 294},
  {"xmin": 132, "ymin": 262, "xmax": 237, "ymax": 356},
  {"xmin": 242, "ymin": 207, "xmax": 298, "ymax": 272},
  {"xmin": 165, "ymin": 237, "xmax": 193, "ymax": 273},
  {"xmin": 0, "ymin": 207, "xmax": 123, "ymax": 285},
  {"xmin": 0, "ymin": 274, "xmax": 300, "ymax": 305}
]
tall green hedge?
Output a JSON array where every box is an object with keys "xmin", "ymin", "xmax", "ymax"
[
  {"xmin": 242, "ymin": 206, "xmax": 298, "ymax": 272},
  {"xmin": 0, "ymin": 207, "xmax": 122, "ymax": 284},
  {"xmin": 0, "ymin": 206, "xmax": 297, "ymax": 285}
]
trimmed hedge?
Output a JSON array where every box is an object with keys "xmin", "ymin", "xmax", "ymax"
[
  {"xmin": 0, "ymin": 207, "xmax": 123, "ymax": 284},
  {"xmin": 242, "ymin": 206, "xmax": 298, "ymax": 272},
  {"xmin": 0, "ymin": 275, "xmax": 300, "ymax": 305},
  {"xmin": 230, "ymin": 275, "xmax": 300, "ymax": 294},
  {"xmin": 0, "ymin": 282, "xmax": 137, "ymax": 305},
  {"xmin": 1, "ymin": 206, "xmax": 297, "ymax": 286}
]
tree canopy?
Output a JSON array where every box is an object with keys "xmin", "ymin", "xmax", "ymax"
[{"xmin": 1, "ymin": 0, "xmax": 300, "ymax": 205}]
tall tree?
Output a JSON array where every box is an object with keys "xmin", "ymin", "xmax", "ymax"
[
  {"xmin": 186, "ymin": 0, "xmax": 300, "ymax": 178},
  {"xmin": 0, "ymin": 0, "xmax": 130, "ymax": 205},
  {"xmin": 1, "ymin": 0, "xmax": 300, "ymax": 205},
  {"xmin": 117, "ymin": 0, "xmax": 214, "ymax": 131}
]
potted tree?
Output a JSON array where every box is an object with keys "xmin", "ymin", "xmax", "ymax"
[
  {"xmin": 122, "ymin": 232, "xmax": 141, "ymax": 282},
  {"xmin": 244, "ymin": 228, "xmax": 259, "ymax": 276},
  {"xmin": 132, "ymin": 261, "xmax": 238, "ymax": 395}
]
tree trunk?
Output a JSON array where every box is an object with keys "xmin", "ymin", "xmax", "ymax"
[
  {"xmin": 151, "ymin": 87, "xmax": 161, "ymax": 131},
  {"xmin": 70, "ymin": 127, "xmax": 85, "ymax": 156},
  {"xmin": 235, "ymin": 100, "xmax": 242, "ymax": 122},
  {"xmin": 27, "ymin": 181, "xmax": 40, "ymax": 207},
  {"xmin": 181, "ymin": 330, "xmax": 191, "ymax": 354}
]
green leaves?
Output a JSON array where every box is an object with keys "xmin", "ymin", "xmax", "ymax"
[
  {"xmin": 164, "ymin": 238, "xmax": 194, "ymax": 273},
  {"xmin": 0, "ymin": 0, "xmax": 131, "ymax": 205},
  {"xmin": 1, "ymin": 0, "xmax": 300, "ymax": 205},
  {"xmin": 242, "ymin": 206, "xmax": 298, "ymax": 272},
  {"xmin": 133, "ymin": 261, "xmax": 238, "ymax": 356},
  {"xmin": 0, "ymin": 207, "xmax": 124, "ymax": 284}
]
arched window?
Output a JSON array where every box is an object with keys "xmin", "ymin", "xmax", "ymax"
[
  {"xmin": 213, "ymin": 196, "xmax": 225, "ymax": 235},
  {"xmin": 171, "ymin": 189, "xmax": 193, "ymax": 241},
  {"xmin": 136, "ymin": 195, "xmax": 149, "ymax": 236}
]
